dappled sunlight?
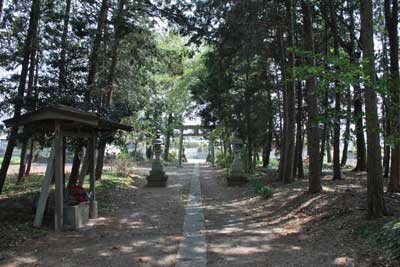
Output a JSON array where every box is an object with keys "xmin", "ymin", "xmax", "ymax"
[
  {"xmin": 212, "ymin": 244, "xmax": 269, "ymax": 255},
  {"xmin": 199, "ymin": 164, "xmax": 372, "ymax": 266},
  {"xmin": 1, "ymin": 164, "xmax": 390, "ymax": 266},
  {"xmin": 333, "ymin": 256, "xmax": 354, "ymax": 266},
  {"xmin": 0, "ymin": 165, "xmax": 189, "ymax": 267}
]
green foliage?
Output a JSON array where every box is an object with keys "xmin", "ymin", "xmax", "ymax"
[
  {"xmin": 167, "ymin": 151, "xmax": 178, "ymax": 163},
  {"xmin": 249, "ymin": 177, "xmax": 274, "ymax": 199},
  {"xmin": 94, "ymin": 171, "xmax": 133, "ymax": 192},
  {"xmin": 216, "ymin": 151, "xmax": 234, "ymax": 168},
  {"xmin": 0, "ymin": 156, "xmax": 21, "ymax": 165},
  {"xmin": 358, "ymin": 218, "xmax": 400, "ymax": 259},
  {"xmin": 2, "ymin": 174, "xmax": 43, "ymax": 195},
  {"xmin": 130, "ymin": 151, "xmax": 145, "ymax": 162}
]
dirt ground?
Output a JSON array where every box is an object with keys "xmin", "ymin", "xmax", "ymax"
[
  {"xmin": 0, "ymin": 165, "xmax": 191, "ymax": 267},
  {"xmin": 201, "ymin": 166, "xmax": 400, "ymax": 267},
  {"xmin": 0, "ymin": 163, "xmax": 399, "ymax": 267}
]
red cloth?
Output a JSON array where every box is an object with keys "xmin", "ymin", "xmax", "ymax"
[{"xmin": 70, "ymin": 185, "xmax": 88, "ymax": 202}]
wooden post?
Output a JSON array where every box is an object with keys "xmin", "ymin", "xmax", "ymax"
[
  {"xmin": 54, "ymin": 121, "xmax": 64, "ymax": 231},
  {"xmin": 178, "ymin": 129, "xmax": 184, "ymax": 168},
  {"xmin": 89, "ymin": 133, "xmax": 97, "ymax": 219},
  {"xmin": 33, "ymin": 141, "xmax": 55, "ymax": 228}
]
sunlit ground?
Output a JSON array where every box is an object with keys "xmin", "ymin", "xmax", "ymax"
[{"xmin": 187, "ymin": 158, "xmax": 206, "ymax": 164}]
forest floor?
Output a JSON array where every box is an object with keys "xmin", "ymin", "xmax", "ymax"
[{"xmin": 0, "ymin": 163, "xmax": 399, "ymax": 267}]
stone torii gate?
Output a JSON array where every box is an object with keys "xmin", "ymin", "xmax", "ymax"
[{"xmin": 176, "ymin": 125, "xmax": 215, "ymax": 167}]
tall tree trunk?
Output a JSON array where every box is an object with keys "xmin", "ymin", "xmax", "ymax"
[
  {"xmin": 298, "ymin": 130, "xmax": 305, "ymax": 179},
  {"xmin": 0, "ymin": 0, "xmax": 40, "ymax": 194},
  {"xmin": 294, "ymin": 82, "xmax": 305, "ymax": 179},
  {"xmin": 320, "ymin": 2, "xmax": 329, "ymax": 171},
  {"xmin": 86, "ymin": 0, "xmax": 110, "ymax": 91},
  {"xmin": 360, "ymin": 0, "xmax": 387, "ymax": 218},
  {"xmin": 263, "ymin": 131, "xmax": 273, "ymax": 168},
  {"xmin": 341, "ymin": 90, "xmax": 351, "ymax": 167},
  {"xmin": 24, "ymin": 140, "xmax": 34, "ymax": 176},
  {"xmin": 381, "ymin": 37, "xmax": 391, "ymax": 178},
  {"xmin": 163, "ymin": 113, "xmax": 173, "ymax": 161},
  {"xmin": 277, "ymin": 27, "xmax": 286, "ymax": 180},
  {"xmin": 384, "ymin": 0, "xmax": 400, "ymax": 192},
  {"xmin": 263, "ymin": 87, "xmax": 274, "ymax": 169},
  {"xmin": 0, "ymin": 0, "xmax": 3, "ymax": 20},
  {"xmin": 383, "ymin": 140, "xmax": 391, "ymax": 177},
  {"xmin": 383, "ymin": 101, "xmax": 391, "ymax": 178},
  {"xmin": 68, "ymin": 144, "xmax": 83, "ymax": 188},
  {"xmin": 95, "ymin": 0, "xmax": 125, "ymax": 181},
  {"xmin": 353, "ymin": 82, "xmax": 367, "ymax": 171},
  {"xmin": 346, "ymin": 1, "xmax": 366, "ymax": 172},
  {"xmin": 58, "ymin": 0, "xmax": 71, "ymax": 90},
  {"xmin": 326, "ymin": 132, "xmax": 332, "ymax": 163},
  {"xmin": 329, "ymin": 0, "xmax": 342, "ymax": 180},
  {"xmin": 18, "ymin": 25, "xmax": 39, "ymax": 181},
  {"xmin": 17, "ymin": 141, "xmax": 28, "ymax": 183},
  {"xmin": 301, "ymin": 1, "xmax": 322, "ymax": 193},
  {"xmin": 71, "ymin": 0, "xmax": 110, "ymax": 181},
  {"xmin": 281, "ymin": 0, "xmax": 296, "ymax": 184}
]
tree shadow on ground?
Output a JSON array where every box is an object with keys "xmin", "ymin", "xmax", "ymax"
[
  {"xmin": 200, "ymin": 165, "xmax": 399, "ymax": 267},
  {"xmin": 0, "ymin": 164, "xmax": 195, "ymax": 267}
]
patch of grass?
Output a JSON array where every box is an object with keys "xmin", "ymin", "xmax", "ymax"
[
  {"xmin": 0, "ymin": 156, "xmax": 21, "ymax": 165},
  {"xmin": 268, "ymin": 158, "xmax": 279, "ymax": 169},
  {"xmin": 4, "ymin": 171, "xmax": 133, "ymax": 196},
  {"xmin": 216, "ymin": 152, "xmax": 234, "ymax": 168},
  {"xmin": 2, "ymin": 174, "xmax": 43, "ymax": 195},
  {"xmin": 249, "ymin": 176, "xmax": 274, "ymax": 199},
  {"xmin": 93, "ymin": 171, "xmax": 132, "ymax": 192},
  {"xmin": 357, "ymin": 217, "xmax": 400, "ymax": 260},
  {"xmin": 0, "ymin": 171, "xmax": 135, "ymax": 250}
]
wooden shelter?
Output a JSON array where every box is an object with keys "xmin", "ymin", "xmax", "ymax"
[{"xmin": 3, "ymin": 105, "xmax": 131, "ymax": 230}]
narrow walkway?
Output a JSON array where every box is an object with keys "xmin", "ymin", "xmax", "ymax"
[{"xmin": 176, "ymin": 163, "xmax": 207, "ymax": 267}]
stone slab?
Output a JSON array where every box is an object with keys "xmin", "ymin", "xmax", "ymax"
[{"xmin": 176, "ymin": 164, "xmax": 207, "ymax": 267}]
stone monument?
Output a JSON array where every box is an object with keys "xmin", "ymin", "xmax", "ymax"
[
  {"xmin": 147, "ymin": 132, "xmax": 168, "ymax": 187},
  {"xmin": 227, "ymin": 134, "xmax": 247, "ymax": 186}
]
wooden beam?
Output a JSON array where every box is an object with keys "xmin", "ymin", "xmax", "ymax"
[
  {"xmin": 61, "ymin": 130, "xmax": 93, "ymax": 138},
  {"xmin": 33, "ymin": 141, "xmax": 55, "ymax": 228},
  {"xmin": 54, "ymin": 121, "xmax": 64, "ymax": 231}
]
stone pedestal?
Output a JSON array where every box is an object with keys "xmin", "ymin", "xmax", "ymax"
[
  {"xmin": 147, "ymin": 160, "xmax": 168, "ymax": 187},
  {"xmin": 64, "ymin": 201, "xmax": 89, "ymax": 229},
  {"xmin": 147, "ymin": 133, "xmax": 168, "ymax": 187},
  {"xmin": 227, "ymin": 136, "xmax": 247, "ymax": 186}
]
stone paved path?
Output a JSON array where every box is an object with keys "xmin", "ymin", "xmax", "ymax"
[{"xmin": 176, "ymin": 163, "xmax": 207, "ymax": 267}]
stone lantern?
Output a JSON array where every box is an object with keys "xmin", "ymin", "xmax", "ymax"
[
  {"xmin": 146, "ymin": 131, "xmax": 168, "ymax": 187},
  {"xmin": 227, "ymin": 134, "xmax": 247, "ymax": 186}
]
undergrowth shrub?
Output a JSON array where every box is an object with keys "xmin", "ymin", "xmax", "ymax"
[
  {"xmin": 249, "ymin": 177, "xmax": 273, "ymax": 199},
  {"xmin": 114, "ymin": 152, "xmax": 130, "ymax": 176},
  {"xmin": 216, "ymin": 151, "xmax": 234, "ymax": 168},
  {"xmin": 167, "ymin": 151, "xmax": 178, "ymax": 163},
  {"xmin": 358, "ymin": 218, "xmax": 400, "ymax": 260},
  {"xmin": 130, "ymin": 151, "xmax": 145, "ymax": 162}
]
